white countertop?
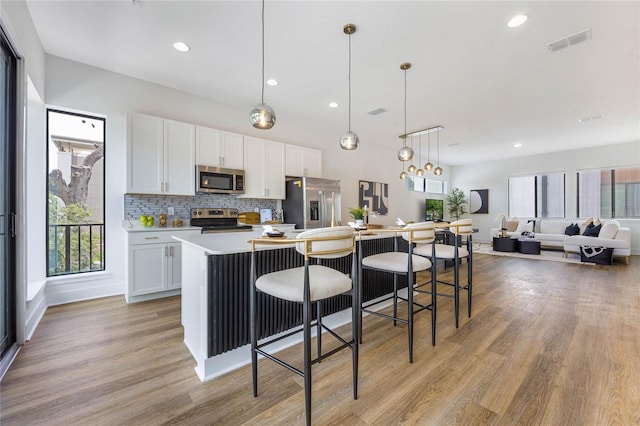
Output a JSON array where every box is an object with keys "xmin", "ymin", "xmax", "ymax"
[
  {"xmin": 122, "ymin": 220, "xmax": 199, "ymax": 233},
  {"xmin": 173, "ymin": 228, "xmax": 395, "ymax": 255},
  {"xmin": 173, "ymin": 229, "xmax": 297, "ymax": 255}
]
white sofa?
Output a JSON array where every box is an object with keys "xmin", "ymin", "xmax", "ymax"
[
  {"xmin": 563, "ymin": 220, "xmax": 631, "ymax": 264},
  {"xmin": 491, "ymin": 218, "xmax": 631, "ymax": 264}
]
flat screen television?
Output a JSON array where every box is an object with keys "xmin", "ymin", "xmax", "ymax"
[{"xmin": 426, "ymin": 199, "xmax": 444, "ymax": 222}]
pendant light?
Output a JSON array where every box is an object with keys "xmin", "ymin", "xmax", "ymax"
[
  {"xmin": 400, "ymin": 161, "xmax": 408, "ymax": 180},
  {"xmin": 424, "ymin": 131, "xmax": 433, "ymax": 171},
  {"xmin": 249, "ymin": 0, "xmax": 276, "ymax": 129},
  {"xmin": 340, "ymin": 24, "xmax": 359, "ymax": 150},
  {"xmin": 397, "ymin": 63, "xmax": 414, "ymax": 162},
  {"xmin": 434, "ymin": 128, "xmax": 443, "ymax": 176},
  {"xmin": 416, "ymin": 133, "xmax": 425, "ymax": 176}
]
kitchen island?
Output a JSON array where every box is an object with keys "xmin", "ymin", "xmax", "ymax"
[{"xmin": 174, "ymin": 229, "xmax": 407, "ymax": 381}]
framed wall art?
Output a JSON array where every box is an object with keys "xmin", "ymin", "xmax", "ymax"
[
  {"xmin": 359, "ymin": 180, "xmax": 388, "ymax": 215},
  {"xmin": 470, "ymin": 189, "xmax": 489, "ymax": 214}
]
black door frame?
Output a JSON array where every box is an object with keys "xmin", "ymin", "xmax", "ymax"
[{"xmin": 0, "ymin": 25, "xmax": 18, "ymax": 375}]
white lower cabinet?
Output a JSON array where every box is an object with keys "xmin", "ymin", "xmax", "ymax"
[{"xmin": 125, "ymin": 229, "xmax": 197, "ymax": 303}]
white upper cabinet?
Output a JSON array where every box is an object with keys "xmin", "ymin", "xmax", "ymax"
[
  {"xmin": 242, "ymin": 136, "xmax": 285, "ymax": 199},
  {"xmin": 195, "ymin": 126, "xmax": 244, "ymax": 170},
  {"xmin": 127, "ymin": 113, "xmax": 195, "ymax": 196},
  {"xmin": 286, "ymin": 145, "xmax": 322, "ymax": 178},
  {"xmin": 164, "ymin": 119, "xmax": 195, "ymax": 195},
  {"xmin": 127, "ymin": 113, "xmax": 163, "ymax": 194}
]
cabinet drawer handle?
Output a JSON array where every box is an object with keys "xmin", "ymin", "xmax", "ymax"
[{"xmin": 144, "ymin": 237, "xmax": 159, "ymax": 240}]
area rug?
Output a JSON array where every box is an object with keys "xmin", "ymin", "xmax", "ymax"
[{"xmin": 473, "ymin": 243, "xmax": 591, "ymax": 265}]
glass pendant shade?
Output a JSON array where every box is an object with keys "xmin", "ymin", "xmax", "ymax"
[
  {"xmin": 416, "ymin": 168, "xmax": 424, "ymax": 176},
  {"xmin": 425, "ymin": 161, "xmax": 433, "ymax": 171},
  {"xmin": 407, "ymin": 164, "xmax": 416, "ymax": 173},
  {"xmin": 399, "ymin": 170, "xmax": 408, "ymax": 180},
  {"xmin": 340, "ymin": 130, "xmax": 359, "ymax": 150},
  {"xmin": 434, "ymin": 166, "xmax": 443, "ymax": 176},
  {"xmin": 398, "ymin": 146, "xmax": 414, "ymax": 161},
  {"xmin": 250, "ymin": 103, "xmax": 276, "ymax": 129},
  {"xmin": 249, "ymin": 0, "xmax": 275, "ymax": 130}
]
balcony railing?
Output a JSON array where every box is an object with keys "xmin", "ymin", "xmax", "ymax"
[{"xmin": 47, "ymin": 223, "xmax": 105, "ymax": 276}]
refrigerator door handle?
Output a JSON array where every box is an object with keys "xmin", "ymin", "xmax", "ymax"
[{"xmin": 318, "ymin": 190, "xmax": 324, "ymax": 227}]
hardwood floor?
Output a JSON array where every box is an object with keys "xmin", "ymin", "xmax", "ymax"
[{"xmin": 2, "ymin": 254, "xmax": 639, "ymax": 425}]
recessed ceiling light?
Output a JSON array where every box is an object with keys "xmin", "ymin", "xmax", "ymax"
[
  {"xmin": 266, "ymin": 79, "xmax": 278, "ymax": 86},
  {"xmin": 329, "ymin": 102, "xmax": 339, "ymax": 108},
  {"xmin": 173, "ymin": 41, "xmax": 190, "ymax": 52},
  {"xmin": 507, "ymin": 14, "xmax": 528, "ymax": 28},
  {"xmin": 514, "ymin": 142, "xmax": 522, "ymax": 148}
]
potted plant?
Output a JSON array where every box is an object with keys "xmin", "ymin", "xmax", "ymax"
[
  {"xmin": 446, "ymin": 187, "xmax": 468, "ymax": 221},
  {"xmin": 349, "ymin": 206, "xmax": 366, "ymax": 226}
]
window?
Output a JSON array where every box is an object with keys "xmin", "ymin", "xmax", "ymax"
[
  {"xmin": 508, "ymin": 173, "xmax": 565, "ymax": 218},
  {"xmin": 578, "ymin": 167, "xmax": 640, "ymax": 218},
  {"xmin": 46, "ymin": 109, "xmax": 105, "ymax": 276}
]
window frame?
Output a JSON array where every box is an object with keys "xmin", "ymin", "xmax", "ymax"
[{"xmin": 46, "ymin": 108, "xmax": 106, "ymax": 276}]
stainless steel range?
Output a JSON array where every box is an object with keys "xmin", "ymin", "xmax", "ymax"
[{"xmin": 190, "ymin": 208, "xmax": 253, "ymax": 233}]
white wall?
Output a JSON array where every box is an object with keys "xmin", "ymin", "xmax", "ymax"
[{"xmin": 450, "ymin": 141, "xmax": 640, "ymax": 254}]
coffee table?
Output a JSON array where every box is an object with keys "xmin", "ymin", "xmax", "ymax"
[
  {"xmin": 493, "ymin": 237, "xmax": 517, "ymax": 252},
  {"xmin": 518, "ymin": 239, "xmax": 541, "ymax": 255}
]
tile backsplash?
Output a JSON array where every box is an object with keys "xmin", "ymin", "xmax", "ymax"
[{"xmin": 124, "ymin": 194, "xmax": 278, "ymax": 220}]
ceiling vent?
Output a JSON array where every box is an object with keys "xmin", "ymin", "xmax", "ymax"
[
  {"xmin": 367, "ymin": 107, "xmax": 387, "ymax": 116},
  {"xmin": 546, "ymin": 28, "xmax": 591, "ymax": 52}
]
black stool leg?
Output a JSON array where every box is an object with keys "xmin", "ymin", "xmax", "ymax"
[
  {"xmin": 393, "ymin": 273, "xmax": 398, "ymax": 326},
  {"xmin": 250, "ymin": 254, "xmax": 258, "ymax": 397},
  {"xmin": 358, "ymin": 241, "xmax": 364, "ymax": 344},
  {"xmin": 467, "ymin": 236, "xmax": 473, "ymax": 318},
  {"xmin": 316, "ymin": 301, "xmax": 322, "ymax": 362},
  {"xmin": 407, "ymin": 264, "xmax": 414, "ymax": 363},
  {"xmin": 454, "ymin": 243, "xmax": 460, "ymax": 329},
  {"xmin": 351, "ymin": 273, "xmax": 359, "ymax": 399},
  {"xmin": 303, "ymin": 265, "xmax": 312, "ymax": 426},
  {"xmin": 431, "ymin": 243, "xmax": 437, "ymax": 346}
]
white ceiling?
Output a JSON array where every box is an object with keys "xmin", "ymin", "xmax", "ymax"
[{"xmin": 25, "ymin": 1, "xmax": 640, "ymax": 166}]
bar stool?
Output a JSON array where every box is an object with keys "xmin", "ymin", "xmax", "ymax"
[
  {"xmin": 359, "ymin": 222, "xmax": 436, "ymax": 363},
  {"xmin": 415, "ymin": 219, "xmax": 473, "ymax": 328},
  {"xmin": 249, "ymin": 226, "xmax": 358, "ymax": 426}
]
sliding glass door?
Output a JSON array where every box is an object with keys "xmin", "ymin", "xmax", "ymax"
[{"xmin": 0, "ymin": 32, "xmax": 17, "ymax": 364}]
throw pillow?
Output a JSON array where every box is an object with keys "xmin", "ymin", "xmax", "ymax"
[
  {"xmin": 579, "ymin": 218, "xmax": 593, "ymax": 234},
  {"xmin": 515, "ymin": 221, "xmax": 533, "ymax": 234},
  {"xmin": 593, "ymin": 218, "xmax": 601, "ymax": 226},
  {"xmin": 504, "ymin": 218, "xmax": 519, "ymax": 232},
  {"xmin": 583, "ymin": 223, "xmax": 601, "ymax": 237},
  {"xmin": 598, "ymin": 220, "xmax": 620, "ymax": 239},
  {"xmin": 564, "ymin": 223, "xmax": 580, "ymax": 236}
]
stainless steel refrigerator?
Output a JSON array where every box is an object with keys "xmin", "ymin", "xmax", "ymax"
[{"xmin": 282, "ymin": 177, "xmax": 341, "ymax": 229}]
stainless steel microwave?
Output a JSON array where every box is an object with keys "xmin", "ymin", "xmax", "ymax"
[{"xmin": 196, "ymin": 165, "xmax": 245, "ymax": 194}]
